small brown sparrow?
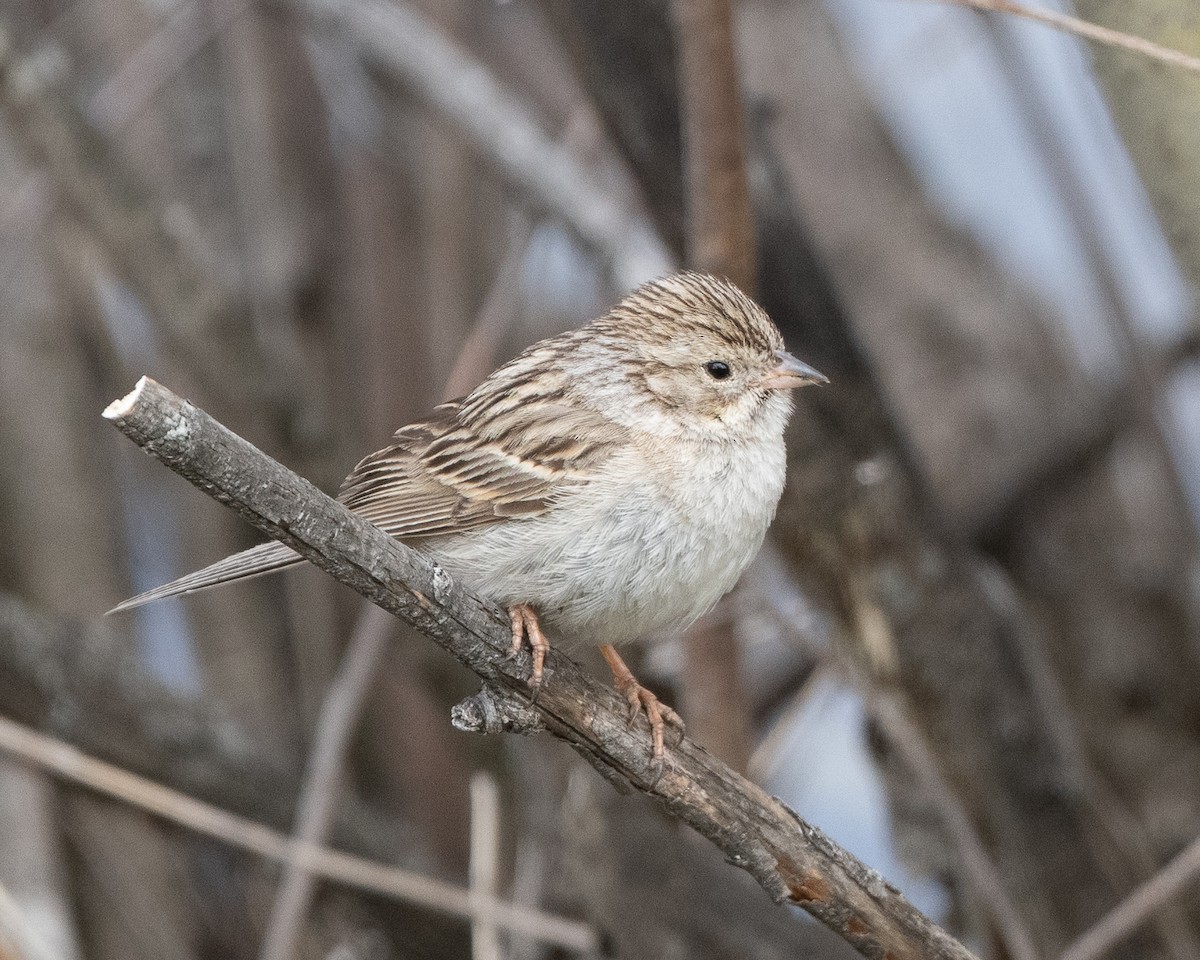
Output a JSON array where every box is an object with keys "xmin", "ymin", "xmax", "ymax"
[{"xmin": 112, "ymin": 272, "xmax": 826, "ymax": 761}]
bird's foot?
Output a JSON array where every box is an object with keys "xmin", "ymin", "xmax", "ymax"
[
  {"xmin": 507, "ymin": 603, "xmax": 549, "ymax": 694},
  {"xmin": 600, "ymin": 644, "xmax": 684, "ymax": 774}
]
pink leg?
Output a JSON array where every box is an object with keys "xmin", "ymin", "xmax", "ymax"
[{"xmin": 507, "ymin": 603, "xmax": 549, "ymax": 689}]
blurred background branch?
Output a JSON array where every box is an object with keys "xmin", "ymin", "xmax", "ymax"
[
  {"xmin": 0, "ymin": 713, "xmax": 599, "ymax": 954},
  {"xmin": 669, "ymin": 0, "xmax": 757, "ymax": 772},
  {"xmin": 930, "ymin": 0, "xmax": 1200, "ymax": 74}
]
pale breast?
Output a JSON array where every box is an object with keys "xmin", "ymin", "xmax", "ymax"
[{"xmin": 423, "ymin": 419, "xmax": 788, "ymax": 649}]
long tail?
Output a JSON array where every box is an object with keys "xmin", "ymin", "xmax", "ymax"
[{"xmin": 108, "ymin": 541, "xmax": 304, "ymax": 614}]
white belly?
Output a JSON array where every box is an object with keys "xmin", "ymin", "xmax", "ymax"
[{"xmin": 423, "ymin": 431, "xmax": 787, "ymax": 648}]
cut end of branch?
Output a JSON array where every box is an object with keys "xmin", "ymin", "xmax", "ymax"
[{"xmin": 103, "ymin": 376, "xmax": 153, "ymax": 421}]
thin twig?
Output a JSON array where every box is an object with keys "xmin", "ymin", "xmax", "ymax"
[
  {"xmin": 920, "ymin": 0, "xmax": 1200, "ymax": 75},
  {"xmin": 1057, "ymin": 835, "xmax": 1200, "ymax": 960},
  {"xmin": 258, "ymin": 606, "xmax": 393, "ymax": 960},
  {"xmin": 469, "ymin": 772, "xmax": 503, "ymax": 960},
  {"xmin": 103, "ymin": 376, "xmax": 979, "ymax": 960},
  {"xmin": 0, "ymin": 714, "xmax": 597, "ymax": 953}
]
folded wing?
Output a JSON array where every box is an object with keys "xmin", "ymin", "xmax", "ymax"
[{"xmin": 110, "ymin": 390, "xmax": 621, "ymax": 614}]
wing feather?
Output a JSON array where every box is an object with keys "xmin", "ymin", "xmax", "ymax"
[{"xmin": 337, "ymin": 392, "xmax": 621, "ymax": 542}]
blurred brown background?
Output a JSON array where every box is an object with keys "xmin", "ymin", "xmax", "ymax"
[{"xmin": 0, "ymin": 0, "xmax": 1199, "ymax": 958}]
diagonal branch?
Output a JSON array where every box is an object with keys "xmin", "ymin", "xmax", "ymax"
[{"xmin": 103, "ymin": 375, "xmax": 978, "ymax": 960}]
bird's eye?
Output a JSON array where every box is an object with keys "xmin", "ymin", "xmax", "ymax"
[{"xmin": 705, "ymin": 361, "xmax": 732, "ymax": 380}]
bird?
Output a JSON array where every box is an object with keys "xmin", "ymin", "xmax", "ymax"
[{"xmin": 111, "ymin": 271, "xmax": 827, "ymax": 763}]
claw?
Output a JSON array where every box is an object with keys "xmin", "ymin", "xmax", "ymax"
[{"xmin": 600, "ymin": 644, "xmax": 685, "ymax": 769}]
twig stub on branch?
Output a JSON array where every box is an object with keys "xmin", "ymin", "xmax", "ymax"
[{"xmin": 451, "ymin": 687, "xmax": 546, "ymax": 737}]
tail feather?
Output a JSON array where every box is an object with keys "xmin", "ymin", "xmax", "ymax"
[{"xmin": 108, "ymin": 541, "xmax": 304, "ymax": 614}]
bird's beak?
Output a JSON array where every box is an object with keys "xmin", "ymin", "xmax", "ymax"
[{"xmin": 760, "ymin": 350, "xmax": 829, "ymax": 390}]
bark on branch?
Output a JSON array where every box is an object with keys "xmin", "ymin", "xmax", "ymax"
[{"xmin": 103, "ymin": 376, "xmax": 978, "ymax": 960}]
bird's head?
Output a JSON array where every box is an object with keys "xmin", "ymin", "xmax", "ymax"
[{"xmin": 580, "ymin": 272, "xmax": 827, "ymax": 442}]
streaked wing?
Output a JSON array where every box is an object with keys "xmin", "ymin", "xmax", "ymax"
[
  {"xmin": 110, "ymin": 358, "xmax": 621, "ymax": 615},
  {"xmin": 338, "ymin": 394, "xmax": 621, "ymax": 541}
]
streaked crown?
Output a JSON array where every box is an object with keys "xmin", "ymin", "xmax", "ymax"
[{"xmin": 598, "ymin": 272, "xmax": 784, "ymax": 355}]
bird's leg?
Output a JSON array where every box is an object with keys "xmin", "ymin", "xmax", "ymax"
[
  {"xmin": 599, "ymin": 644, "xmax": 684, "ymax": 765},
  {"xmin": 507, "ymin": 603, "xmax": 549, "ymax": 690}
]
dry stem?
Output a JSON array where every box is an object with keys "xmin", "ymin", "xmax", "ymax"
[
  {"xmin": 925, "ymin": 0, "xmax": 1200, "ymax": 75},
  {"xmin": 0, "ymin": 713, "xmax": 597, "ymax": 952}
]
